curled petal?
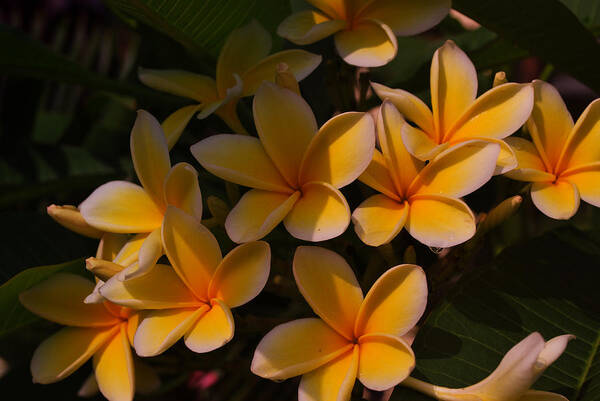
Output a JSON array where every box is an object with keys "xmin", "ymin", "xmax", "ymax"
[
  {"xmin": 117, "ymin": 228, "xmax": 162, "ymax": 281},
  {"xmin": 278, "ymin": 10, "xmax": 346, "ymax": 45},
  {"xmin": 184, "ymin": 299, "xmax": 234, "ymax": 353},
  {"xmin": 352, "ymin": 195, "xmax": 408, "ymax": 247},
  {"xmin": 162, "ymin": 105, "xmax": 203, "ymax": 150},
  {"xmin": 138, "ymin": 68, "xmax": 218, "ymax": 103},
  {"xmin": 358, "ymin": 150, "xmax": 401, "ymax": 201},
  {"xmin": 531, "ymin": 180, "xmax": 580, "ymax": 220},
  {"xmin": 164, "ymin": 162, "xmax": 203, "ymax": 221},
  {"xmin": 334, "ymin": 20, "xmax": 397, "ymax": 67}
]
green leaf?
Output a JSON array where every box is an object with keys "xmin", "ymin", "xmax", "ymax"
[
  {"xmin": 560, "ymin": 0, "xmax": 600, "ymax": 32},
  {"xmin": 393, "ymin": 226, "xmax": 600, "ymax": 400},
  {"xmin": 454, "ymin": 0, "xmax": 600, "ymax": 92}
]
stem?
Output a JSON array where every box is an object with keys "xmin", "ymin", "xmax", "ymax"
[{"xmin": 401, "ymin": 377, "xmax": 442, "ymax": 399}]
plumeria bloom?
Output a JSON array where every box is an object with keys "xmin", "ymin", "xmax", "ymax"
[
  {"xmin": 252, "ymin": 246, "xmax": 427, "ymax": 400},
  {"xmin": 19, "ymin": 273, "xmax": 159, "ymax": 401},
  {"xmin": 505, "ymin": 80, "xmax": 600, "ymax": 219},
  {"xmin": 191, "ymin": 82, "xmax": 375, "ymax": 243},
  {"xmin": 402, "ymin": 332, "xmax": 574, "ymax": 401},
  {"xmin": 139, "ymin": 20, "xmax": 322, "ymax": 136},
  {"xmin": 352, "ymin": 100, "xmax": 500, "ymax": 247},
  {"xmin": 79, "ymin": 110, "xmax": 203, "ymax": 280},
  {"xmin": 278, "ymin": 0, "xmax": 450, "ymax": 67},
  {"xmin": 372, "ymin": 40, "xmax": 534, "ymax": 174},
  {"xmin": 100, "ymin": 207, "xmax": 271, "ymax": 357}
]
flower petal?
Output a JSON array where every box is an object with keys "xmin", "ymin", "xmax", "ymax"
[
  {"xmin": 518, "ymin": 390, "xmax": 569, "ymax": 401},
  {"xmin": 358, "ymin": 0, "xmax": 450, "ymax": 36},
  {"xmin": 80, "ymin": 181, "xmax": 164, "ymax": 233},
  {"xmin": 357, "ymin": 334, "xmax": 415, "ymax": 391},
  {"xmin": 117, "ymin": 228, "xmax": 163, "ymax": 281},
  {"xmin": 164, "ymin": 162, "xmax": 203, "ymax": 220},
  {"xmin": 191, "ymin": 134, "xmax": 292, "ymax": 193},
  {"xmin": 31, "ymin": 326, "xmax": 119, "ymax": 384},
  {"xmin": 100, "ymin": 264, "xmax": 200, "ymax": 309},
  {"xmin": 284, "ymin": 182, "xmax": 350, "ymax": 242},
  {"xmin": 563, "ymin": 162, "xmax": 600, "ymax": 207},
  {"xmin": 251, "ymin": 318, "xmax": 352, "ymax": 380},
  {"xmin": 46, "ymin": 204, "xmax": 103, "ymax": 239},
  {"xmin": 352, "ymin": 195, "xmax": 408, "ymax": 247},
  {"xmin": 162, "ymin": 207, "xmax": 222, "ymax": 301},
  {"xmin": 355, "ymin": 264, "xmax": 427, "ymax": 338},
  {"xmin": 96, "ymin": 233, "xmax": 129, "ymax": 261},
  {"xmin": 113, "ymin": 233, "xmax": 147, "ymax": 266},
  {"xmin": 162, "ymin": 105, "xmax": 203, "ymax": 150},
  {"xmin": 253, "ymin": 82, "xmax": 317, "ymax": 187},
  {"xmin": 133, "ymin": 307, "xmax": 208, "ymax": 357},
  {"xmin": 226, "ymin": 190, "xmax": 300, "ymax": 243},
  {"xmin": 138, "ymin": 68, "xmax": 218, "ymax": 103},
  {"xmin": 298, "ymin": 345, "xmax": 359, "ymax": 401},
  {"xmin": 401, "ymin": 122, "xmax": 448, "ymax": 161},
  {"xmin": 299, "ymin": 111, "xmax": 375, "ymax": 188},
  {"xmin": 20, "ymin": 273, "xmax": 119, "ymax": 327},
  {"xmin": 278, "ymin": 10, "xmax": 346, "ymax": 45},
  {"xmin": 184, "ymin": 299, "xmax": 234, "ymax": 353},
  {"xmin": 306, "ymin": 0, "xmax": 347, "ymax": 19},
  {"xmin": 430, "ymin": 41, "xmax": 477, "ymax": 138},
  {"xmin": 406, "ymin": 195, "xmax": 475, "ymax": 248},
  {"xmin": 93, "ymin": 325, "xmax": 134, "ymax": 401},
  {"xmin": 216, "ymin": 20, "xmax": 272, "ymax": 97},
  {"xmin": 208, "ymin": 241, "xmax": 271, "ymax": 308},
  {"xmin": 531, "ymin": 180, "xmax": 580, "ymax": 220},
  {"xmin": 359, "ymin": 150, "xmax": 401, "ymax": 201},
  {"xmin": 559, "ymin": 98, "xmax": 600, "ymax": 171},
  {"xmin": 334, "ymin": 20, "xmax": 397, "ymax": 67},
  {"xmin": 293, "ymin": 246, "xmax": 363, "ymax": 340},
  {"xmin": 538, "ymin": 334, "xmax": 575, "ymax": 367},
  {"xmin": 505, "ymin": 137, "xmax": 555, "ymax": 182}
]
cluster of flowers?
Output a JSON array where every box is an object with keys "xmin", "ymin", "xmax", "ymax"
[{"xmin": 21, "ymin": 1, "xmax": 600, "ymax": 401}]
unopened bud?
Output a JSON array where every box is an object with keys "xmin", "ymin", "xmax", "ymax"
[
  {"xmin": 47, "ymin": 204, "xmax": 103, "ymax": 239},
  {"xmin": 477, "ymin": 195, "xmax": 523, "ymax": 236},
  {"xmin": 85, "ymin": 257, "xmax": 124, "ymax": 281},
  {"xmin": 493, "ymin": 71, "xmax": 507, "ymax": 87},
  {"xmin": 275, "ymin": 63, "xmax": 300, "ymax": 95}
]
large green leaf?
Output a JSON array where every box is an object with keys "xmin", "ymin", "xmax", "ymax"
[
  {"xmin": 561, "ymin": 0, "xmax": 600, "ymax": 32},
  {"xmin": 454, "ymin": 0, "xmax": 600, "ymax": 92},
  {"xmin": 393, "ymin": 226, "xmax": 600, "ymax": 400}
]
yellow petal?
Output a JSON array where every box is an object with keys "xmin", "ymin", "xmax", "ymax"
[
  {"xmin": 357, "ymin": 334, "xmax": 415, "ymax": 391},
  {"xmin": 191, "ymin": 134, "xmax": 292, "ymax": 193},
  {"xmin": 518, "ymin": 390, "xmax": 569, "ymax": 401},
  {"xmin": 559, "ymin": 98, "xmax": 600, "ymax": 171},
  {"xmin": 96, "ymin": 233, "xmax": 129, "ymax": 261},
  {"xmin": 251, "ymin": 318, "xmax": 352, "ymax": 380},
  {"xmin": 253, "ymin": 82, "xmax": 317, "ymax": 187},
  {"xmin": 277, "ymin": 10, "xmax": 346, "ymax": 45},
  {"xmin": 162, "ymin": 105, "xmax": 202, "ymax": 150},
  {"xmin": 352, "ymin": 195, "xmax": 408, "ymax": 247},
  {"xmin": 284, "ymin": 182, "xmax": 350, "ymax": 242},
  {"xmin": 306, "ymin": 0, "xmax": 347, "ymax": 19},
  {"xmin": 409, "ymin": 140, "xmax": 499, "ymax": 198},
  {"xmin": 126, "ymin": 313, "xmax": 139, "ymax": 346},
  {"xmin": 46, "ymin": 204, "xmax": 103, "ymax": 239},
  {"xmin": 100, "ymin": 264, "xmax": 200, "ymax": 309},
  {"xmin": 531, "ymin": 180, "xmax": 580, "ymax": 220},
  {"xmin": 359, "ymin": 150, "xmax": 401, "ymax": 201},
  {"xmin": 242, "ymin": 50, "xmax": 322, "ymax": 97},
  {"xmin": 216, "ymin": 20, "xmax": 272, "ymax": 98},
  {"xmin": 357, "ymin": 0, "xmax": 450, "ymax": 35},
  {"xmin": 208, "ymin": 241, "xmax": 271, "ymax": 307},
  {"xmin": 117, "ymin": 228, "xmax": 163, "ymax": 281},
  {"xmin": 20, "ymin": 273, "xmax": 119, "ymax": 327},
  {"xmin": 93, "ymin": 326, "xmax": 134, "ymax": 401},
  {"xmin": 225, "ymin": 190, "xmax": 300, "ymax": 243},
  {"xmin": 138, "ymin": 68, "xmax": 218, "ymax": 103},
  {"xmin": 504, "ymin": 137, "xmax": 555, "ymax": 182},
  {"xmin": 184, "ymin": 299, "xmax": 234, "ymax": 353},
  {"xmin": 354, "ymin": 264, "xmax": 427, "ymax": 337},
  {"xmin": 164, "ymin": 162, "xmax": 203, "ymax": 220},
  {"xmin": 31, "ymin": 325, "xmax": 119, "ymax": 384},
  {"xmin": 527, "ymin": 80, "xmax": 574, "ymax": 170},
  {"xmin": 298, "ymin": 345, "xmax": 359, "ymax": 401},
  {"xmin": 430, "ymin": 41, "xmax": 477, "ymax": 138},
  {"xmin": 406, "ymin": 195, "xmax": 475, "ymax": 247},
  {"xmin": 79, "ymin": 181, "xmax": 164, "ymax": 233},
  {"xmin": 133, "ymin": 307, "xmax": 207, "ymax": 357},
  {"xmin": 370, "ymin": 81, "xmax": 434, "ymax": 135},
  {"xmin": 86, "ymin": 257, "xmax": 123, "ymax": 281},
  {"xmin": 453, "ymin": 137, "xmax": 517, "ymax": 175},
  {"xmin": 334, "ymin": 20, "xmax": 397, "ymax": 67},
  {"xmin": 299, "ymin": 111, "xmax": 375, "ymax": 188},
  {"xmin": 562, "ymin": 162, "xmax": 600, "ymax": 207},
  {"xmin": 162, "ymin": 207, "xmax": 222, "ymax": 301},
  {"xmin": 113, "ymin": 233, "xmax": 147, "ymax": 266},
  {"xmin": 447, "ymin": 83, "xmax": 534, "ymax": 142},
  {"xmin": 292, "ymin": 246, "xmax": 363, "ymax": 340}
]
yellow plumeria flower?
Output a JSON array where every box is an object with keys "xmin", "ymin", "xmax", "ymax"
[
  {"xmin": 252, "ymin": 246, "xmax": 427, "ymax": 400},
  {"xmin": 352, "ymin": 100, "xmax": 500, "ymax": 247},
  {"xmin": 79, "ymin": 110, "xmax": 203, "ymax": 280},
  {"xmin": 19, "ymin": 273, "xmax": 159, "ymax": 401},
  {"xmin": 278, "ymin": 0, "xmax": 450, "ymax": 67},
  {"xmin": 191, "ymin": 82, "xmax": 375, "ymax": 243},
  {"xmin": 505, "ymin": 80, "xmax": 600, "ymax": 219},
  {"xmin": 139, "ymin": 20, "xmax": 322, "ymax": 136},
  {"xmin": 100, "ymin": 206, "xmax": 271, "ymax": 357},
  {"xmin": 403, "ymin": 332, "xmax": 574, "ymax": 401},
  {"xmin": 372, "ymin": 40, "xmax": 534, "ymax": 173}
]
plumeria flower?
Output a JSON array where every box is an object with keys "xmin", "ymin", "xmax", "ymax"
[
  {"xmin": 191, "ymin": 82, "xmax": 375, "ymax": 243},
  {"xmin": 100, "ymin": 206, "xmax": 271, "ymax": 357},
  {"xmin": 352, "ymin": 100, "xmax": 500, "ymax": 247},
  {"xmin": 46, "ymin": 204, "xmax": 104, "ymax": 239},
  {"xmin": 372, "ymin": 40, "xmax": 534, "ymax": 174},
  {"xmin": 139, "ymin": 20, "xmax": 322, "ymax": 136},
  {"xmin": 19, "ymin": 273, "xmax": 160, "ymax": 401},
  {"xmin": 252, "ymin": 246, "xmax": 427, "ymax": 400},
  {"xmin": 505, "ymin": 80, "xmax": 600, "ymax": 219},
  {"xmin": 79, "ymin": 110, "xmax": 203, "ymax": 280},
  {"xmin": 278, "ymin": 0, "xmax": 450, "ymax": 67},
  {"xmin": 402, "ymin": 332, "xmax": 574, "ymax": 401}
]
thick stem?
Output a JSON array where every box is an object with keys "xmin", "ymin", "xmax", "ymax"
[{"xmin": 400, "ymin": 377, "xmax": 459, "ymax": 401}]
